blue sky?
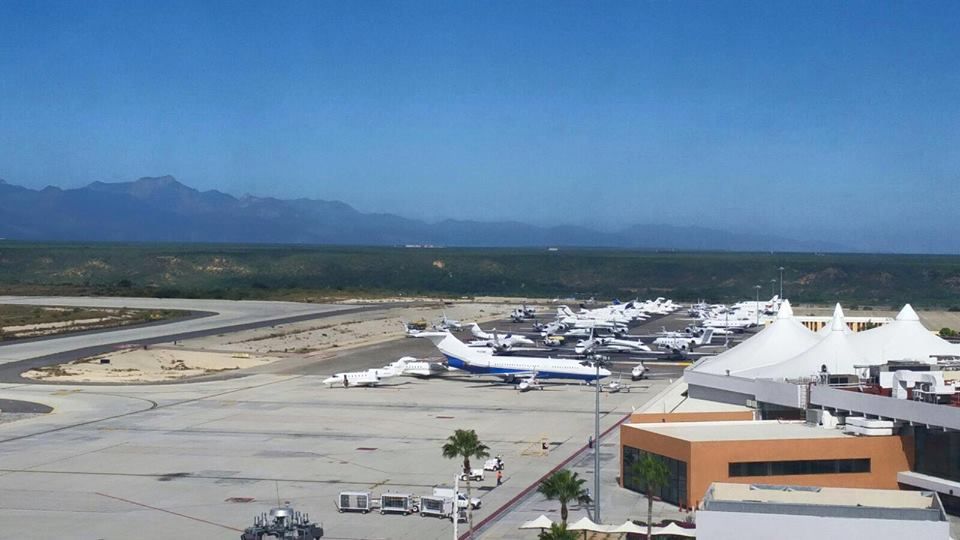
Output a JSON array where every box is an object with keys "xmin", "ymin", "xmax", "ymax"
[{"xmin": 0, "ymin": 1, "xmax": 958, "ymax": 248}]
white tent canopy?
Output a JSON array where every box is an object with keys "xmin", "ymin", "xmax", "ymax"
[
  {"xmin": 850, "ymin": 304, "xmax": 960, "ymax": 364},
  {"xmin": 817, "ymin": 303, "xmax": 852, "ymax": 336},
  {"xmin": 740, "ymin": 304, "xmax": 867, "ymax": 379},
  {"xmin": 519, "ymin": 515, "xmax": 554, "ymax": 529},
  {"xmin": 693, "ymin": 300, "xmax": 819, "ymax": 375}
]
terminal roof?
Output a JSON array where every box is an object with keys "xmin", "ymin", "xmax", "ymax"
[
  {"xmin": 624, "ymin": 420, "xmax": 851, "ymax": 442},
  {"xmin": 706, "ymin": 482, "xmax": 941, "ymax": 513}
]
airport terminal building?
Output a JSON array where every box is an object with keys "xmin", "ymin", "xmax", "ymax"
[{"xmin": 620, "ymin": 301, "xmax": 960, "ymax": 516}]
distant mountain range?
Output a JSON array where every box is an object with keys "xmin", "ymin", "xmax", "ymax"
[{"xmin": 0, "ymin": 176, "xmax": 845, "ymax": 251}]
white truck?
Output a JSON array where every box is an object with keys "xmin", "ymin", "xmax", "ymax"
[
  {"xmin": 483, "ymin": 457, "xmax": 504, "ymax": 471},
  {"xmin": 458, "ymin": 468, "xmax": 484, "ymax": 482},
  {"xmin": 432, "ymin": 487, "xmax": 481, "ymax": 510}
]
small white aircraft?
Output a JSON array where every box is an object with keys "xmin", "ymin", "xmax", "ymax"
[
  {"xmin": 389, "ymin": 356, "xmax": 448, "ymax": 377},
  {"xmin": 323, "ymin": 369, "xmax": 388, "ymax": 388},
  {"xmin": 469, "ymin": 324, "xmax": 535, "ymax": 347},
  {"xmin": 595, "ymin": 337, "xmax": 652, "ymax": 353},
  {"xmin": 653, "ymin": 328, "xmax": 715, "ymax": 353},
  {"xmin": 517, "ymin": 373, "xmax": 544, "ymax": 392},
  {"xmin": 435, "ymin": 312, "xmax": 463, "ymax": 331},
  {"xmin": 603, "ymin": 375, "xmax": 631, "ymax": 393}
]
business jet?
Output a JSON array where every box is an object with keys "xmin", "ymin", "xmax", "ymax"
[
  {"xmin": 653, "ymin": 328, "xmax": 715, "ymax": 353},
  {"xmin": 435, "ymin": 312, "xmax": 463, "ymax": 331},
  {"xmin": 322, "ymin": 368, "xmax": 391, "ymax": 388},
  {"xmin": 468, "ymin": 323, "xmax": 535, "ymax": 347},
  {"xmin": 389, "ymin": 356, "xmax": 448, "ymax": 377},
  {"xmin": 417, "ymin": 332, "xmax": 610, "ymax": 382}
]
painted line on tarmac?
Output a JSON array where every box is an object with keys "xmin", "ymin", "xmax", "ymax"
[{"xmin": 95, "ymin": 491, "xmax": 243, "ymax": 532}]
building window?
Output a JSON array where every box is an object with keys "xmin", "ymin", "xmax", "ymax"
[
  {"xmin": 728, "ymin": 458, "xmax": 870, "ymax": 477},
  {"xmin": 623, "ymin": 446, "xmax": 688, "ymax": 507},
  {"xmin": 915, "ymin": 427, "xmax": 960, "ymax": 484}
]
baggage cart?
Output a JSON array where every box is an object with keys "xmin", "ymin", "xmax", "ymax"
[
  {"xmin": 380, "ymin": 493, "xmax": 417, "ymax": 515},
  {"xmin": 419, "ymin": 496, "xmax": 452, "ymax": 518},
  {"xmin": 336, "ymin": 491, "xmax": 372, "ymax": 513}
]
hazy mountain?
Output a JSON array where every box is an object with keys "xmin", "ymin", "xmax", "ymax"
[{"xmin": 0, "ymin": 176, "xmax": 846, "ymax": 251}]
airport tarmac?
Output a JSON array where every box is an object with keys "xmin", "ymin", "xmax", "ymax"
[
  {"xmin": 0, "ymin": 368, "xmax": 681, "ymax": 539},
  {"xmin": 0, "ymin": 301, "xmax": 690, "ymax": 540}
]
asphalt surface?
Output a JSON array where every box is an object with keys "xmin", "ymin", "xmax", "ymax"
[
  {"xmin": 0, "ymin": 297, "xmax": 387, "ymax": 383},
  {"xmin": 0, "ymin": 399, "xmax": 52, "ymax": 414}
]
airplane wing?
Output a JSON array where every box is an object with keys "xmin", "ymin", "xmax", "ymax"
[{"xmin": 492, "ymin": 370, "xmax": 538, "ymax": 380}]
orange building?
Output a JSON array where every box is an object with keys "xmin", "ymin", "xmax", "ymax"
[{"xmin": 620, "ymin": 419, "xmax": 914, "ymax": 509}]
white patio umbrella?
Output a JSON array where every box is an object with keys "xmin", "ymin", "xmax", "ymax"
[
  {"xmin": 653, "ymin": 522, "xmax": 696, "ymax": 537},
  {"xmin": 567, "ymin": 516, "xmax": 608, "ymax": 531},
  {"xmin": 519, "ymin": 515, "xmax": 554, "ymax": 530},
  {"xmin": 609, "ymin": 520, "xmax": 645, "ymax": 534}
]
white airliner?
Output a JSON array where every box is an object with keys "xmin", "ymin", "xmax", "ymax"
[{"xmin": 418, "ymin": 332, "xmax": 610, "ymax": 382}]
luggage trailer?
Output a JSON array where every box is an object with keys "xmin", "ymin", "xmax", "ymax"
[
  {"xmin": 379, "ymin": 493, "xmax": 418, "ymax": 515},
  {"xmin": 336, "ymin": 491, "xmax": 373, "ymax": 514}
]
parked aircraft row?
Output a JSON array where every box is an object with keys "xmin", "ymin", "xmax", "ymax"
[
  {"xmin": 688, "ymin": 295, "xmax": 782, "ymax": 332},
  {"xmin": 322, "ymin": 356, "xmax": 447, "ymax": 387}
]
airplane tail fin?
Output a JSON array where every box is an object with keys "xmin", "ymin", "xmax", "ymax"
[
  {"xmin": 416, "ymin": 331, "xmax": 474, "ymax": 359},
  {"xmin": 701, "ymin": 328, "xmax": 715, "ymax": 345}
]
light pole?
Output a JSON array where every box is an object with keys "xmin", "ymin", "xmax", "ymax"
[
  {"xmin": 779, "ymin": 266, "xmax": 785, "ymax": 299},
  {"xmin": 770, "ymin": 279, "xmax": 776, "ymax": 298},
  {"xmin": 754, "ymin": 285, "xmax": 761, "ymax": 325},
  {"xmin": 582, "ymin": 353, "xmax": 611, "ymax": 524}
]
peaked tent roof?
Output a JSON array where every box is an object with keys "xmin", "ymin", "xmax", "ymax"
[
  {"xmin": 739, "ymin": 308, "xmax": 868, "ymax": 379},
  {"xmin": 849, "ymin": 304, "xmax": 960, "ymax": 364},
  {"xmin": 817, "ymin": 303, "xmax": 852, "ymax": 336},
  {"xmin": 694, "ymin": 300, "xmax": 820, "ymax": 375}
]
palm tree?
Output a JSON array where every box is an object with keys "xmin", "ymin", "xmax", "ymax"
[
  {"xmin": 442, "ymin": 429, "xmax": 489, "ymax": 538},
  {"xmin": 538, "ymin": 522, "xmax": 578, "ymax": 540},
  {"xmin": 630, "ymin": 453, "xmax": 670, "ymax": 540},
  {"xmin": 537, "ymin": 469, "xmax": 591, "ymax": 525}
]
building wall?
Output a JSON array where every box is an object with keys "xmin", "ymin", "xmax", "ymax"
[
  {"xmin": 687, "ymin": 435, "xmax": 914, "ymax": 507},
  {"xmin": 696, "ymin": 510, "xmax": 949, "ymax": 540},
  {"xmin": 620, "ymin": 424, "xmax": 914, "ymax": 509},
  {"xmin": 620, "ymin": 426, "xmax": 695, "ymax": 507}
]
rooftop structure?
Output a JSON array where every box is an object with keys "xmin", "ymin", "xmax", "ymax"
[
  {"xmin": 626, "ymin": 420, "xmax": 851, "ymax": 443},
  {"xmin": 703, "ymin": 482, "xmax": 944, "ymax": 517},
  {"xmin": 697, "ymin": 483, "xmax": 950, "ymax": 539}
]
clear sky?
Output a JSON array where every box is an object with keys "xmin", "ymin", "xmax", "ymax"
[{"xmin": 0, "ymin": 1, "xmax": 958, "ymax": 250}]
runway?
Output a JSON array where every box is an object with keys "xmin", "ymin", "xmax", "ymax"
[{"xmin": 0, "ymin": 297, "xmax": 370, "ymax": 382}]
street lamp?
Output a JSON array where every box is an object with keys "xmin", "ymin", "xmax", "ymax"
[
  {"xmin": 581, "ymin": 353, "xmax": 611, "ymax": 523},
  {"xmin": 754, "ymin": 285, "xmax": 761, "ymax": 325},
  {"xmin": 778, "ymin": 266, "xmax": 785, "ymax": 299},
  {"xmin": 770, "ymin": 279, "xmax": 777, "ymax": 298}
]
